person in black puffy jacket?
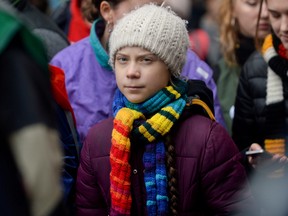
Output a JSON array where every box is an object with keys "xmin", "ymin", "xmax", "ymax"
[
  {"xmin": 232, "ymin": 0, "xmax": 288, "ymax": 159},
  {"xmin": 233, "ymin": 0, "xmax": 288, "ymax": 215}
]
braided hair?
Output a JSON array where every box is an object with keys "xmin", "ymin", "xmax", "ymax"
[{"xmin": 165, "ymin": 134, "xmax": 179, "ymax": 215}]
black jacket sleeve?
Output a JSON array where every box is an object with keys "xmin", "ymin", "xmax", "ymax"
[{"xmin": 232, "ymin": 52, "xmax": 267, "ymax": 151}]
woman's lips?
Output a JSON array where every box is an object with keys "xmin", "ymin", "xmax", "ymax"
[
  {"xmin": 125, "ymin": 86, "xmax": 144, "ymax": 90},
  {"xmin": 258, "ymin": 23, "xmax": 270, "ymax": 30},
  {"xmin": 125, "ymin": 85, "xmax": 143, "ymax": 88},
  {"xmin": 280, "ymin": 35, "xmax": 288, "ymax": 41}
]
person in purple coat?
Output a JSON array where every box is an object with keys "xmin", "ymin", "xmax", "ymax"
[
  {"xmin": 50, "ymin": 0, "xmax": 225, "ymax": 143},
  {"xmin": 75, "ymin": 4, "xmax": 257, "ymax": 216}
]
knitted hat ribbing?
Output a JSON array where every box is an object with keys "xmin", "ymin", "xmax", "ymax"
[{"xmin": 109, "ymin": 4, "xmax": 189, "ymax": 77}]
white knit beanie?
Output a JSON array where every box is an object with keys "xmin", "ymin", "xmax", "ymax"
[{"xmin": 109, "ymin": 4, "xmax": 190, "ymax": 77}]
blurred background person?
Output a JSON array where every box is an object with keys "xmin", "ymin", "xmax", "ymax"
[
  {"xmin": 189, "ymin": 0, "xmax": 222, "ymax": 67},
  {"xmin": 5, "ymin": 0, "xmax": 70, "ymax": 60},
  {"xmin": 48, "ymin": 0, "xmax": 65, "ymax": 11},
  {"xmin": 29, "ymin": 0, "xmax": 49, "ymax": 13},
  {"xmin": 233, "ymin": 0, "xmax": 288, "ymax": 213},
  {"xmin": 0, "ymin": 2, "xmax": 65, "ymax": 215},
  {"xmin": 213, "ymin": 0, "xmax": 270, "ymax": 135},
  {"xmin": 187, "ymin": 0, "xmax": 205, "ymax": 31},
  {"xmin": 51, "ymin": 0, "xmax": 98, "ymax": 43},
  {"xmin": 5, "ymin": 0, "xmax": 82, "ymax": 213},
  {"xmin": 165, "ymin": 0, "xmax": 192, "ymax": 20},
  {"xmin": 233, "ymin": 0, "xmax": 288, "ymax": 158}
]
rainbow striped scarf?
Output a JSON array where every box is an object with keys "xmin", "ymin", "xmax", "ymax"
[{"xmin": 110, "ymin": 79, "xmax": 187, "ymax": 215}]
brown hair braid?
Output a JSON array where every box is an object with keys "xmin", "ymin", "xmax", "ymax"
[{"xmin": 165, "ymin": 134, "xmax": 178, "ymax": 215}]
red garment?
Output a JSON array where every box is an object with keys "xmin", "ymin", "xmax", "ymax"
[
  {"xmin": 189, "ymin": 29, "xmax": 210, "ymax": 61},
  {"xmin": 49, "ymin": 65, "xmax": 76, "ymax": 124},
  {"xmin": 67, "ymin": 0, "xmax": 90, "ymax": 43}
]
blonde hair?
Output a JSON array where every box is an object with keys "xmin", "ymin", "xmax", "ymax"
[{"xmin": 219, "ymin": 0, "xmax": 239, "ymax": 65}]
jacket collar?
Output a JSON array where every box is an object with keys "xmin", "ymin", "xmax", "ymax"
[{"xmin": 90, "ymin": 18, "xmax": 112, "ymax": 71}]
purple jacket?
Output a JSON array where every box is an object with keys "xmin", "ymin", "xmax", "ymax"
[
  {"xmin": 50, "ymin": 22, "xmax": 224, "ymax": 142},
  {"xmin": 76, "ymin": 114, "xmax": 256, "ymax": 216}
]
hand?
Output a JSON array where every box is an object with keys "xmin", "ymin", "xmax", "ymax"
[
  {"xmin": 247, "ymin": 143, "xmax": 263, "ymax": 169},
  {"xmin": 248, "ymin": 143, "xmax": 288, "ymax": 173}
]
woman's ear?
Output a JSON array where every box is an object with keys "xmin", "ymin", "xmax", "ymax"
[{"xmin": 99, "ymin": 1, "xmax": 113, "ymax": 23}]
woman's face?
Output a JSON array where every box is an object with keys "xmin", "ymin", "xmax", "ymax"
[
  {"xmin": 165, "ymin": 0, "xmax": 192, "ymax": 19},
  {"xmin": 206, "ymin": 0, "xmax": 221, "ymax": 21},
  {"xmin": 115, "ymin": 47, "xmax": 170, "ymax": 103},
  {"xmin": 110, "ymin": 0, "xmax": 163, "ymax": 23},
  {"xmin": 267, "ymin": 0, "xmax": 288, "ymax": 49},
  {"xmin": 233, "ymin": 0, "xmax": 270, "ymax": 39}
]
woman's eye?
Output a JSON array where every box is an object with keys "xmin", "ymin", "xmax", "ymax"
[
  {"xmin": 116, "ymin": 56, "xmax": 127, "ymax": 63},
  {"xmin": 140, "ymin": 56, "xmax": 157, "ymax": 64},
  {"xmin": 245, "ymin": 0, "xmax": 257, "ymax": 6},
  {"xmin": 142, "ymin": 58, "xmax": 152, "ymax": 63},
  {"xmin": 270, "ymin": 11, "xmax": 280, "ymax": 19}
]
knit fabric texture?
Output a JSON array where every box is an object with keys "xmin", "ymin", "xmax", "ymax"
[
  {"xmin": 110, "ymin": 79, "xmax": 187, "ymax": 215},
  {"xmin": 262, "ymin": 34, "xmax": 286, "ymax": 105},
  {"xmin": 109, "ymin": 4, "xmax": 189, "ymax": 77},
  {"xmin": 262, "ymin": 34, "xmax": 287, "ymax": 177}
]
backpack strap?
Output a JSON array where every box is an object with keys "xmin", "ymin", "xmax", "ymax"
[
  {"xmin": 65, "ymin": 111, "xmax": 80, "ymax": 159},
  {"xmin": 186, "ymin": 98, "xmax": 216, "ymax": 121}
]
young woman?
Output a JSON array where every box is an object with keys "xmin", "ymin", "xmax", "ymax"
[
  {"xmin": 213, "ymin": 0, "xmax": 270, "ymax": 135},
  {"xmin": 75, "ymin": 4, "xmax": 256, "ymax": 215},
  {"xmin": 233, "ymin": 0, "xmax": 288, "ymax": 155},
  {"xmin": 50, "ymin": 0, "xmax": 224, "ymax": 143},
  {"xmin": 233, "ymin": 0, "xmax": 288, "ymax": 213}
]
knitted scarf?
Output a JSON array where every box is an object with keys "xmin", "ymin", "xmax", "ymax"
[
  {"xmin": 110, "ymin": 79, "xmax": 187, "ymax": 215},
  {"xmin": 262, "ymin": 33, "xmax": 288, "ymax": 172}
]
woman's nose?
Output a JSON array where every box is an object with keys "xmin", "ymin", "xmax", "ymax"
[
  {"xmin": 260, "ymin": 2, "xmax": 269, "ymax": 19},
  {"xmin": 280, "ymin": 16, "xmax": 288, "ymax": 33},
  {"xmin": 126, "ymin": 62, "xmax": 140, "ymax": 78}
]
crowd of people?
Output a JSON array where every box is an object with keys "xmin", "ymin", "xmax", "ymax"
[{"xmin": 2, "ymin": 0, "xmax": 288, "ymax": 215}]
